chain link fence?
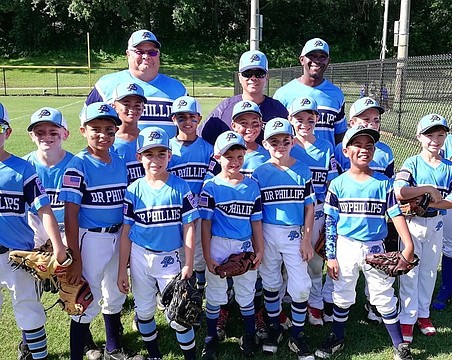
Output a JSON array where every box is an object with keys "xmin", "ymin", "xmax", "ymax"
[{"xmin": 261, "ymin": 54, "xmax": 452, "ymax": 169}]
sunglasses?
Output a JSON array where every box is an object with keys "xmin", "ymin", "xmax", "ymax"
[
  {"xmin": 0, "ymin": 124, "xmax": 10, "ymax": 134},
  {"xmin": 129, "ymin": 49, "xmax": 160, "ymax": 57},
  {"xmin": 241, "ymin": 69, "xmax": 267, "ymax": 79}
]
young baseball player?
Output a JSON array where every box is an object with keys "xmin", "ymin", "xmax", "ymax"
[
  {"xmin": 394, "ymin": 114, "xmax": 452, "ymax": 343},
  {"xmin": 167, "ymin": 95, "xmax": 213, "ymax": 294},
  {"xmin": 0, "ymin": 103, "xmax": 69, "ymax": 360},
  {"xmin": 111, "ymin": 82, "xmax": 147, "ymax": 184},
  {"xmin": 433, "ymin": 133, "xmax": 452, "ymax": 311},
  {"xmin": 252, "ymin": 118, "xmax": 315, "ymax": 359},
  {"xmin": 315, "ymin": 126, "xmax": 415, "ymax": 360},
  {"xmin": 117, "ymin": 126, "xmax": 199, "ymax": 360},
  {"xmin": 334, "ymin": 97, "xmax": 395, "ymax": 324},
  {"xmin": 288, "ymin": 96, "xmax": 338, "ymax": 327},
  {"xmin": 58, "ymin": 102, "xmax": 132, "ymax": 360},
  {"xmin": 199, "ymin": 131, "xmax": 264, "ymax": 359}
]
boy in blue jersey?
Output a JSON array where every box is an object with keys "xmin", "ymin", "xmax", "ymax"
[
  {"xmin": 288, "ymin": 96, "xmax": 338, "ymax": 327},
  {"xmin": 394, "ymin": 114, "xmax": 452, "ymax": 344},
  {"xmin": 118, "ymin": 127, "xmax": 199, "ymax": 360},
  {"xmin": 252, "ymin": 118, "xmax": 315, "ymax": 359},
  {"xmin": 199, "ymin": 131, "xmax": 264, "ymax": 359},
  {"xmin": 315, "ymin": 126, "xmax": 415, "ymax": 360},
  {"xmin": 168, "ymin": 95, "xmax": 213, "ymax": 294},
  {"xmin": 59, "ymin": 103, "xmax": 132, "ymax": 360},
  {"xmin": 0, "ymin": 103, "xmax": 69, "ymax": 360},
  {"xmin": 112, "ymin": 82, "xmax": 147, "ymax": 184}
]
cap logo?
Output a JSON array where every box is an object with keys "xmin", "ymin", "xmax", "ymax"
[
  {"xmin": 314, "ymin": 40, "xmax": 324, "ymax": 47},
  {"xmin": 226, "ymin": 132, "xmax": 238, "ymax": 142},
  {"xmin": 38, "ymin": 109, "xmax": 51, "ymax": 118},
  {"xmin": 272, "ymin": 120, "xmax": 284, "ymax": 130},
  {"xmin": 300, "ymin": 98, "xmax": 311, "ymax": 106},
  {"xmin": 127, "ymin": 83, "xmax": 138, "ymax": 91},
  {"xmin": 148, "ymin": 131, "xmax": 162, "ymax": 141},
  {"xmin": 142, "ymin": 31, "xmax": 153, "ymax": 40},
  {"xmin": 430, "ymin": 114, "xmax": 441, "ymax": 122},
  {"xmin": 364, "ymin": 98, "xmax": 375, "ymax": 106},
  {"xmin": 98, "ymin": 104, "xmax": 111, "ymax": 114},
  {"xmin": 177, "ymin": 99, "xmax": 188, "ymax": 108},
  {"xmin": 250, "ymin": 54, "xmax": 261, "ymax": 62},
  {"xmin": 355, "ymin": 125, "xmax": 366, "ymax": 130},
  {"xmin": 241, "ymin": 102, "xmax": 252, "ymax": 110}
]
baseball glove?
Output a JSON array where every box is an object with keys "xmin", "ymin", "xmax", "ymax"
[
  {"xmin": 365, "ymin": 251, "xmax": 420, "ymax": 277},
  {"xmin": 8, "ymin": 246, "xmax": 73, "ymax": 281},
  {"xmin": 314, "ymin": 229, "xmax": 327, "ymax": 261},
  {"xmin": 54, "ymin": 275, "xmax": 94, "ymax": 315},
  {"xmin": 399, "ymin": 193, "xmax": 431, "ymax": 217},
  {"xmin": 162, "ymin": 272, "xmax": 203, "ymax": 328},
  {"xmin": 215, "ymin": 251, "xmax": 256, "ymax": 278}
]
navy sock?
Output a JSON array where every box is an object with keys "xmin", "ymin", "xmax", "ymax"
[
  {"xmin": 70, "ymin": 320, "xmax": 90, "ymax": 360},
  {"xmin": 382, "ymin": 309, "xmax": 403, "ymax": 347},
  {"xmin": 137, "ymin": 317, "xmax": 161, "ymax": 358},
  {"xmin": 263, "ymin": 289, "xmax": 280, "ymax": 327},
  {"xmin": 332, "ymin": 305, "xmax": 349, "ymax": 340},
  {"xmin": 24, "ymin": 326, "xmax": 47, "ymax": 360},
  {"xmin": 195, "ymin": 270, "xmax": 206, "ymax": 292},
  {"xmin": 103, "ymin": 312, "xmax": 122, "ymax": 352},
  {"xmin": 205, "ymin": 302, "xmax": 220, "ymax": 337},
  {"xmin": 291, "ymin": 300, "xmax": 307, "ymax": 338}
]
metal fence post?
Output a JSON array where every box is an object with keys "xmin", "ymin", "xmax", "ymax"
[
  {"xmin": 192, "ymin": 70, "xmax": 195, "ymax": 97},
  {"xmin": 2, "ymin": 68, "xmax": 6, "ymax": 96},
  {"xmin": 55, "ymin": 68, "xmax": 60, "ymax": 96}
]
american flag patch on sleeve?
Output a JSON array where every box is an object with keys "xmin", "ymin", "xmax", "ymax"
[
  {"xmin": 198, "ymin": 195, "xmax": 209, "ymax": 207},
  {"xmin": 63, "ymin": 175, "xmax": 81, "ymax": 187}
]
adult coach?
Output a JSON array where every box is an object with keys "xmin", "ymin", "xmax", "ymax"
[
  {"xmin": 273, "ymin": 38, "xmax": 347, "ymax": 145},
  {"xmin": 198, "ymin": 50, "xmax": 288, "ymax": 145},
  {"xmin": 85, "ymin": 29, "xmax": 187, "ymax": 138}
]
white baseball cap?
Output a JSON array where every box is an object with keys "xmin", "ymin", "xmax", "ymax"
[{"xmin": 128, "ymin": 30, "xmax": 161, "ymax": 49}]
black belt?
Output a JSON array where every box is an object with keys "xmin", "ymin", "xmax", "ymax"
[
  {"xmin": 87, "ymin": 223, "xmax": 122, "ymax": 233},
  {"xmin": 0, "ymin": 245, "xmax": 9, "ymax": 254},
  {"xmin": 421, "ymin": 211, "xmax": 440, "ymax": 218},
  {"xmin": 316, "ymin": 199, "xmax": 324, "ymax": 205}
]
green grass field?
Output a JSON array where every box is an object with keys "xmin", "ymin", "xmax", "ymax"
[{"xmin": 0, "ymin": 96, "xmax": 451, "ymax": 359}]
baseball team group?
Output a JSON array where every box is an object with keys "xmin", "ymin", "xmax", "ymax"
[{"xmin": 1, "ymin": 29, "xmax": 451, "ymax": 360}]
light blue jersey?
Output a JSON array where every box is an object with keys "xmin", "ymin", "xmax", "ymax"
[
  {"xmin": 168, "ymin": 137, "xmax": 214, "ymax": 195},
  {"xmin": 85, "ymin": 70, "xmax": 187, "ymax": 137},
  {"xmin": 23, "ymin": 151, "xmax": 74, "ymax": 223},
  {"xmin": 325, "ymin": 171, "xmax": 400, "ymax": 241},
  {"xmin": 241, "ymin": 145, "xmax": 270, "ymax": 178},
  {"xmin": 252, "ymin": 160, "xmax": 315, "ymax": 226},
  {"xmin": 394, "ymin": 154, "xmax": 452, "ymax": 216},
  {"xmin": 441, "ymin": 134, "xmax": 452, "ymax": 160},
  {"xmin": 335, "ymin": 141, "xmax": 395, "ymax": 178},
  {"xmin": 273, "ymin": 79, "xmax": 347, "ymax": 145},
  {"xmin": 58, "ymin": 149, "xmax": 128, "ymax": 228},
  {"xmin": 290, "ymin": 138, "xmax": 338, "ymax": 203},
  {"xmin": 112, "ymin": 137, "xmax": 144, "ymax": 184},
  {"xmin": 199, "ymin": 176, "xmax": 262, "ymax": 241},
  {"xmin": 0, "ymin": 155, "xmax": 50, "ymax": 250},
  {"xmin": 123, "ymin": 174, "xmax": 199, "ymax": 252}
]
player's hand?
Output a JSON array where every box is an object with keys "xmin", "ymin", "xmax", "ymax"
[
  {"xmin": 327, "ymin": 259, "xmax": 339, "ymax": 280},
  {"xmin": 427, "ymin": 187, "xmax": 443, "ymax": 203},
  {"xmin": 401, "ymin": 248, "xmax": 415, "ymax": 263},
  {"xmin": 181, "ymin": 265, "xmax": 193, "ymax": 279},
  {"xmin": 301, "ymin": 241, "xmax": 314, "ymax": 262},
  {"xmin": 206, "ymin": 258, "xmax": 219, "ymax": 275},
  {"xmin": 54, "ymin": 246, "xmax": 69, "ymax": 265},
  {"xmin": 66, "ymin": 258, "xmax": 82, "ymax": 285},
  {"xmin": 252, "ymin": 251, "xmax": 263, "ymax": 269},
  {"xmin": 117, "ymin": 270, "xmax": 130, "ymax": 294}
]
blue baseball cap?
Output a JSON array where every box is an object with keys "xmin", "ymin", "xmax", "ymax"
[
  {"xmin": 80, "ymin": 102, "xmax": 121, "ymax": 126},
  {"xmin": 342, "ymin": 125, "xmax": 380, "ymax": 150},
  {"xmin": 232, "ymin": 100, "xmax": 262, "ymax": 121},
  {"xmin": 0, "ymin": 103, "xmax": 10, "ymax": 125},
  {"xmin": 113, "ymin": 82, "xmax": 147, "ymax": 103},
  {"xmin": 239, "ymin": 50, "xmax": 268, "ymax": 72},
  {"xmin": 128, "ymin": 29, "xmax": 161, "ymax": 49},
  {"xmin": 300, "ymin": 38, "xmax": 330, "ymax": 57},
  {"xmin": 137, "ymin": 127, "xmax": 170, "ymax": 153},
  {"xmin": 264, "ymin": 118, "xmax": 294, "ymax": 140},
  {"xmin": 28, "ymin": 107, "xmax": 68, "ymax": 131},
  {"xmin": 416, "ymin": 114, "xmax": 449, "ymax": 135},
  {"xmin": 214, "ymin": 131, "xmax": 246, "ymax": 155},
  {"xmin": 289, "ymin": 96, "xmax": 319, "ymax": 116},
  {"xmin": 172, "ymin": 96, "xmax": 202, "ymax": 115},
  {"xmin": 349, "ymin": 97, "xmax": 384, "ymax": 119}
]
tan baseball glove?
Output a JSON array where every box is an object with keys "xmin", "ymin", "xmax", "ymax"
[
  {"xmin": 399, "ymin": 193, "xmax": 431, "ymax": 217},
  {"xmin": 55, "ymin": 275, "xmax": 94, "ymax": 315}
]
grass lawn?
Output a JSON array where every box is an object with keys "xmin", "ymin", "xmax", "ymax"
[{"xmin": 0, "ymin": 96, "xmax": 451, "ymax": 359}]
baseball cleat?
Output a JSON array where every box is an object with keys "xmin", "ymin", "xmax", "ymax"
[
  {"xmin": 400, "ymin": 324, "xmax": 413, "ymax": 344},
  {"xmin": 417, "ymin": 318, "xmax": 436, "ymax": 336},
  {"xmin": 315, "ymin": 332, "xmax": 344, "ymax": 359},
  {"xmin": 393, "ymin": 343, "xmax": 414, "ymax": 360},
  {"xmin": 307, "ymin": 306, "xmax": 324, "ymax": 326}
]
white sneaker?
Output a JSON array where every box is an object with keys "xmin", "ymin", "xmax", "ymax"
[
  {"xmin": 307, "ymin": 306, "xmax": 324, "ymax": 326},
  {"xmin": 364, "ymin": 302, "xmax": 382, "ymax": 324}
]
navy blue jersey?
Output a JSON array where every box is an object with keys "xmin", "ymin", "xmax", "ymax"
[
  {"xmin": 123, "ymin": 174, "xmax": 199, "ymax": 252},
  {"xmin": 58, "ymin": 149, "xmax": 128, "ymax": 228},
  {"xmin": 0, "ymin": 155, "xmax": 50, "ymax": 250}
]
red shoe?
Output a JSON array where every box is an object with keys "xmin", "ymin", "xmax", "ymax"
[
  {"xmin": 400, "ymin": 324, "xmax": 413, "ymax": 344},
  {"xmin": 216, "ymin": 308, "xmax": 229, "ymax": 340},
  {"xmin": 279, "ymin": 311, "xmax": 292, "ymax": 330},
  {"xmin": 417, "ymin": 318, "xmax": 436, "ymax": 336},
  {"xmin": 307, "ymin": 306, "xmax": 324, "ymax": 326},
  {"xmin": 255, "ymin": 308, "xmax": 268, "ymax": 340}
]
